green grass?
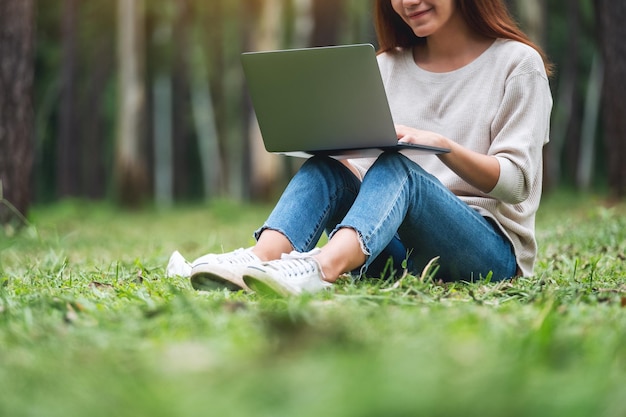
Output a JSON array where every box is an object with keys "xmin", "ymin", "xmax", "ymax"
[{"xmin": 1, "ymin": 192, "xmax": 625, "ymax": 417}]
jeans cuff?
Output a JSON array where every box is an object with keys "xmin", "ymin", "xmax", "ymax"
[
  {"xmin": 253, "ymin": 225, "xmax": 297, "ymax": 252},
  {"xmin": 328, "ymin": 225, "xmax": 371, "ymax": 257}
]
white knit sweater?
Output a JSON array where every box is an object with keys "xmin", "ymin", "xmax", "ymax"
[{"xmin": 350, "ymin": 39, "xmax": 553, "ymax": 276}]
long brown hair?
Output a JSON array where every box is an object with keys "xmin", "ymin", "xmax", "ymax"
[{"xmin": 374, "ymin": 0, "xmax": 553, "ymax": 76}]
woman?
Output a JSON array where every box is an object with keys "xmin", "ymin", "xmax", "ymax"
[{"xmin": 179, "ymin": 0, "xmax": 553, "ymax": 296}]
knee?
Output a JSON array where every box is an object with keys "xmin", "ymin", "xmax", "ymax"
[
  {"xmin": 297, "ymin": 156, "xmax": 360, "ymax": 192},
  {"xmin": 370, "ymin": 151, "xmax": 422, "ymax": 175},
  {"xmin": 377, "ymin": 151, "xmax": 412, "ymax": 167},
  {"xmin": 303, "ymin": 155, "xmax": 338, "ymax": 171},
  {"xmin": 302, "ymin": 155, "xmax": 354, "ymax": 178}
]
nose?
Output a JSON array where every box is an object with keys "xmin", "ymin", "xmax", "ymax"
[{"xmin": 402, "ymin": 0, "xmax": 422, "ymax": 9}]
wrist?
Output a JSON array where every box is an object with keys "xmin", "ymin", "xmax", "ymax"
[{"xmin": 436, "ymin": 134, "xmax": 452, "ymax": 151}]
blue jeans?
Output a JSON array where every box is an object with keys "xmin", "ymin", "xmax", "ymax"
[{"xmin": 255, "ymin": 153, "xmax": 517, "ymax": 282}]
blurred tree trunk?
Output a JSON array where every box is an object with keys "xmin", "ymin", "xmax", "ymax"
[
  {"xmin": 244, "ymin": 0, "xmax": 284, "ymax": 200},
  {"xmin": 576, "ymin": 53, "xmax": 603, "ymax": 190},
  {"xmin": 152, "ymin": 75, "xmax": 173, "ymax": 206},
  {"xmin": 310, "ymin": 0, "xmax": 344, "ymax": 46},
  {"xmin": 515, "ymin": 0, "xmax": 547, "ymax": 46},
  {"xmin": 345, "ymin": 0, "xmax": 376, "ymax": 44},
  {"xmin": 595, "ymin": 0, "xmax": 626, "ymax": 198},
  {"xmin": 115, "ymin": 0, "xmax": 149, "ymax": 206},
  {"xmin": 172, "ymin": 0, "xmax": 193, "ymax": 200},
  {"xmin": 206, "ymin": 0, "xmax": 227, "ymax": 186},
  {"xmin": 544, "ymin": 1, "xmax": 580, "ymax": 190},
  {"xmin": 81, "ymin": 26, "xmax": 114, "ymax": 199},
  {"xmin": 190, "ymin": 35, "xmax": 223, "ymax": 200},
  {"xmin": 291, "ymin": 0, "xmax": 314, "ymax": 47},
  {"xmin": 57, "ymin": 0, "xmax": 80, "ymax": 198},
  {"xmin": 503, "ymin": 0, "xmax": 517, "ymax": 16},
  {"xmin": 205, "ymin": 0, "xmax": 232, "ymax": 197},
  {"xmin": 146, "ymin": 5, "xmax": 172, "ymax": 207},
  {"xmin": 0, "ymin": 0, "xmax": 35, "ymax": 225}
]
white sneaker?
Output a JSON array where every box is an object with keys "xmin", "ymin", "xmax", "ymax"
[
  {"xmin": 190, "ymin": 248, "xmax": 261, "ymax": 292},
  {"xmin": 166, "ymin": 250, "xmax": 193, "ymax": 278},
  {"xmin": 242, "ymin": 249, "xmax": 331, "ymax": 297}
]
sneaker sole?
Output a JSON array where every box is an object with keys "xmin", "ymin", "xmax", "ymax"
[
  {"xmin": 242, "ymin": 274, "xmax": 291, "ymax": 297},
  {"xmin": 190, "ymin": 272, "xmax": 245, "ymax": 292},
  {"xmin": 190, "ymin": 262, "xmax": 250, "ymax": 292}
]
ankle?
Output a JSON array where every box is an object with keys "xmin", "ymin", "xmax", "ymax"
[
  {"xmin": 254, "ymin": 230, "xmax": 293, "ymax": 261},
  {"xmin": 314, "ymin": 255, "xmax": 343, "ymax": 283},
  {"xmin": 251, "ymin": 248, "xmax": 278, "ymax": 262}
]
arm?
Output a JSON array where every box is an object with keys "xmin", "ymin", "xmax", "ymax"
[
  {"xmin": 396, "ymin": 125, "xmax": 500, "ymax": 193},
  {"xmin": 396, "ymin": 66, "xmax": 552, "ymax": 203}
]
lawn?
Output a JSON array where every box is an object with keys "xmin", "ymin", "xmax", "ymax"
[{"xmin": 1, "ymin": 192, "xmax": 625, "ymax": 417}]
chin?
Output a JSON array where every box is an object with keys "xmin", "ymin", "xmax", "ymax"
[{"xmin": 407, "ymin": 23, "xmax": 436, "ymax": 38}]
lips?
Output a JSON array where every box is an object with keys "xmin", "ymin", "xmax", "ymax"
[{"xmin": 407, "ymin": 8, "xmax": 432, "ymax": 20}]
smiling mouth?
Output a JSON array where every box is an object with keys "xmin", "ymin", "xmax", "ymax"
[{"xmin": 407, "ymin": 9, "xmax": 432, "ymax": 20}]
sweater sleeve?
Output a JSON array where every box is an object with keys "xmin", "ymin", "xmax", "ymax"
[{"xmin": 488, "ymin": 64, "xmax": 552, "ymax": 204}]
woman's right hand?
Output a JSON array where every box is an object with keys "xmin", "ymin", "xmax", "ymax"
[{"xmin": 396, "ymin": 124, "xmax": 448, "ymax": 149}]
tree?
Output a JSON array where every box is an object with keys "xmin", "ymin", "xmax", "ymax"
[
  {"xmin": 79, "ymin": 1, "xmax": 116, "ymax": 200},
  {"xmin": 0, "ymin": 0, "xmax": 35, "ymax": 226},
  {"xmin": 310, "ymin": 0, "xmax": 344, "ymax": 47},
  {"xmin": 544, "ymin": 0, "xmax": 581, "ymax": 190},
  {"xmin": 115, "ymin": 0, "xmax": 149, "ymax": 206},
  {"xmin": 243, "ymin": 0, "xmax": 286, "ymax": 200},
  {"xmin": 171, "ymin": 0, "xmax": 194, "ymax": 200},
  {"xmin": 595, "ymin": 0, "xmax": 626, "ymax": 198},
  {"xmin": 57, "ymin": 0, "xmax": 80, "ymax": 198}
]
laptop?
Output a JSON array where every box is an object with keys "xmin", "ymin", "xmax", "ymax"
[{"xmin": 241, "ymin": 43, "xmax": 449, "ymax": 159}]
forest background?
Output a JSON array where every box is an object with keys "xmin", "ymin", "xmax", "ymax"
[{"xmin": 1, "ymin": 0, "xmax": 625, "ymax": 223}]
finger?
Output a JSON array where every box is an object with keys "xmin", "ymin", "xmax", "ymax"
[{"xmin": 395, "ymin": 124, "xmax": 408, "ymax": 138}]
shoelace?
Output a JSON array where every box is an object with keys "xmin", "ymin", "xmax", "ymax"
[
  {"xmin": 270, "ymin": 258, "xmax": 318, "ymax": 277},
  {"xmin": 218, "ymin": 248, "xmax": 259, "ymax": 265},
  {"xmin": 268, "ymin": 249, "xmax": 326, "ymax": 280},
  {"xmin": 192, "ymin": 248, "xmax": 259, "ymax": 268}
]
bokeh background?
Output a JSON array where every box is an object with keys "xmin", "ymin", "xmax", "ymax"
[{"xmin": 4, "ymin": 0, "xmax": 624, "ymax": 214}]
